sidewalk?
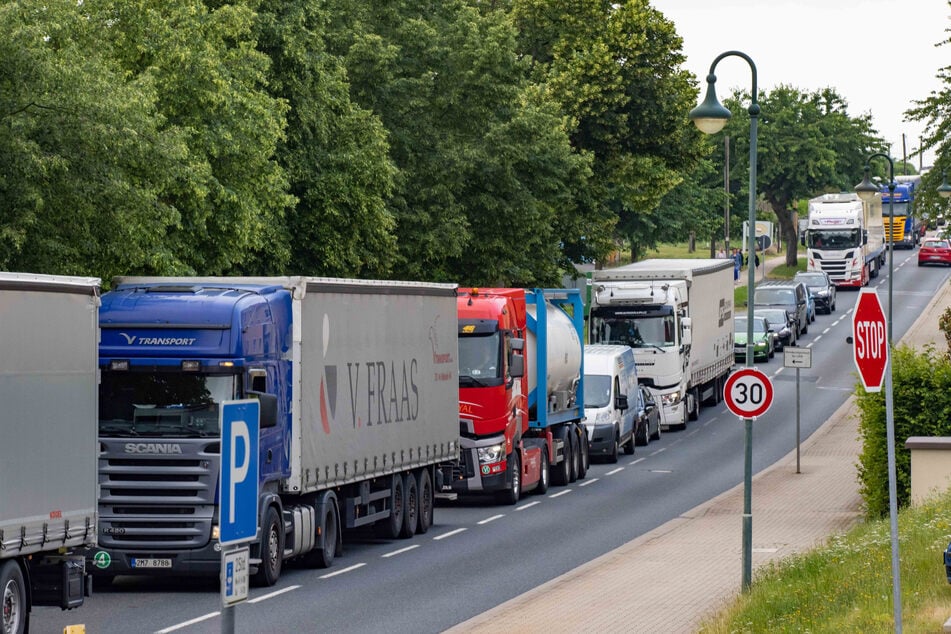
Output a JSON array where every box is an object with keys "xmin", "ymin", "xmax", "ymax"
[{"xmin": 449, "ymin": 251, "xmax": 951, "ymax": 634}]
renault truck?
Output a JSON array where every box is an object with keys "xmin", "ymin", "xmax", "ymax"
[
  {"xmin": 589, "ymin": 259, "xmax": 734, "ymax": 430},
  {"xmin": 88, "ymin": 277, "xmax": 458, "ymax": 586},
  {"xmin": 439, "ymin": 288, "xmax": 587, "ymax": 505},
  {"xmin": 1, "ymin": 273, "xmax": 100, "ymax": 634}
]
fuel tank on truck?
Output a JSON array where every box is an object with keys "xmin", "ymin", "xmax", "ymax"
[{"xmin": 525, "ymin": 300, "xmax": 582, "ymax": 401}]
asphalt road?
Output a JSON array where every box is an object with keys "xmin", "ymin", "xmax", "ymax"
[{"xmin": 34, "ymin": 248, "xmax": 949, "ymax": 634}]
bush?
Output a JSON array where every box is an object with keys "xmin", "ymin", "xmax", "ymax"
[{"xmin": 856, "ymin": 343, "xmax": 951, "ymax": 518}]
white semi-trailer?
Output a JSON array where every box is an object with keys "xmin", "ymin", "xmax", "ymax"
[
  {"xmin": 1, "ymin": 273, "xmax": 100, "ymax": 634},
  {"xmin": 589, "ymin": 259, "xmax": 735, "ymax": 430}
]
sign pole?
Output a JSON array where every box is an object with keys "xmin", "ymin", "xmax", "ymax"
[
  {"xmin": 885, "ymin": 362, "xmax": 903, "ymax": 631},
  {"xmin": 796, "ymin": 366, "xmax": 801, "ymax": 474},
  {"xmin": 783, "ymin": 346, "xmax": 811, "ymax": 474}
]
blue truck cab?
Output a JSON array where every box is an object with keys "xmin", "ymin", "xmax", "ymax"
[{"xmin": 90, "ymin": 279, "xmax": 287, "ymax": 583}]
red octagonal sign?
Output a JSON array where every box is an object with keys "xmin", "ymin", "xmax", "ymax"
[{"xmin": 852, "ymin": 289, "xmax": 888, "ymax": 392}]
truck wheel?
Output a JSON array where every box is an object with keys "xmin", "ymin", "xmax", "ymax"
[
  {"xmin": 552, "ymin": 437, "xmax": 571, "ymax": 486},
  {"xmin": 497, "ymin": 452, "xmax": 521, "ymax": 505},
  {"xmin": 1, "ymin": 560, "xmax": 26, "ymax": 634},
  {"xmin": 536, "ymin": 449, "xmax": 550, "ymax": 494},
  {"xmin": 252, "ymin": 505, "xmax": 283, "ymax": 587},
  {"xmin": 378, "ymin": 475, "xmax": 405, "ymax": 539},
  {"xmin": 302, "ymin": 501, "xmax": 338, "ymax": 569},
  {"xmin": 399, "ymin": 472, "xmax": 418, "ymax": 539},
  {"xmin": 577, "ymin": 429, "xmax": 589, "ymax": 479},
  {"xmin": 687, "ymin": 388, "xmax": 700, "ymax": 422},
  {"xmin": 416, "ymin": 469, "xmax": 434, "ymax": 534}
]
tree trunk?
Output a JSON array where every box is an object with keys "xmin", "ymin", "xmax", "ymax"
[
  {"xmin": 767, "ymin": 198, "xmax": 799, "ymax": 267},
  {"xmin": 688, "ymin": 231, "xmax": 695, "ymax": 253}
]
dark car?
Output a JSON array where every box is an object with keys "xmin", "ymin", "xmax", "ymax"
[
  {"xmin": 754, "ymin": 308, "xmax": 795, "ymax": 350},
  {"xmin": 918, "ymin": 239, "xmax": 951, "ymax": 266},
  {"xmin": 794, "ymin": 271, "xmax": 837, "ymax": 314},
  {"xmin": 633, "ymin": 385, "xmax": 661, "ymax": 446},
  {"xmin": 753, "ymin": 280, "xmax": 809, "ymax": 337}
]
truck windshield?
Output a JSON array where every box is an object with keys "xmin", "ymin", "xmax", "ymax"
[
  {"xmin": 99, "ymin": 371, "xmax": 238, "ymax": 437},
  {"xmin": 807, "ymin": 229, "xmax": 861, "ymax": 249},
  {"xmin": 590, "ymin": 316, "xmax": 675, "ymax": 348},
  {"xmin": 459, "ymin": 333, "xmax": 501, "ymax": 383},
  {"xmin": 583, "ymin": 375, "xmax": 612, "ymax": 408}
]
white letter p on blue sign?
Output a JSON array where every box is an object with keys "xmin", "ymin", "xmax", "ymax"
[{"xmin": 220, "ymin": 400, "xmax": 260, "ymax": 545}]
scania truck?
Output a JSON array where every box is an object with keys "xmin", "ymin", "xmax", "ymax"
[
  {"xmin": 88, "ymin": 277, "xmax": 459, "ymax": 586},
  {"xmin": 1, "ymin": 273, "xmax": 99, "ymax": 634},
  {"xmin": 588, "ymin": 259, "xmax": 734, "ymax": 430},
  {"xmin": 439, "ymin": 288, "xmax": 587, "ymax": 505},
  {"xmin": 805, "ymin": 192, "xmax": 885, "ymax": 287}
]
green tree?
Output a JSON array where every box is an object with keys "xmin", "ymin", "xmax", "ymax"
[
  {"xmin": 325, "ymin": 0, "xmax": 589, "ymax": 285},
  {"xmin": 510, "ymin": 0, "xmax": 708, "ymax": 265},
  {"xmin": 254, "ymin": 0, "xmax": 398, "ymax": 278},
  {"xmin": 906, "ymin": 31, "xmax": 951, "ymax": 216},
  {"xmin": 0, "ymin": 1, "xmax": 187, "ymax": 279},
  {"xmin": 718, "ymin": 86, "xmax": 883, "ymax": 266}
]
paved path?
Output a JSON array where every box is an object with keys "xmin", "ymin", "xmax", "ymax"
[{"xmin": 448, "ymin": 249, "xmax": 951, "ymax": 634}]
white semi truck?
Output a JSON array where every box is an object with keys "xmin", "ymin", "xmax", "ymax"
[
  {"xmin": 1, "ymin": 273, "xmax": 100, "ymax": 634},
  {"xmin": 589, "ymin": 259, "xmax": 734, "ymax": 430},
  {"xmin": 805, "ymin": 192, "xmax": 885, "ymax": 287}
]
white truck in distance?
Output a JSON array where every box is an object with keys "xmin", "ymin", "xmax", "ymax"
[
  {"xmin": 804, "ymin": 192, "xmax": 885, "ymax": 287},
  {"xmin": 0, "ymin": 273, "xmax": 100, "ymax": 634},
  {"xmin": 588, "ymin": 259, "xmax": 735, "ymax": 430}
]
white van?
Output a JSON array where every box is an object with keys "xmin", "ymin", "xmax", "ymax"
[{"xmin": 583, "ymin": 344, "xmax": 638, "ymax": 462}]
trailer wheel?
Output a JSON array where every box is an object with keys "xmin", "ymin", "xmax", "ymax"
[
  {"xmin": 1, "ymin": 560, "xmax": 26, "ymax": 634},
  {"xmin": 567, "ymin": 433, "xmax": 579, "ymax": 483},
  {"xmin": 497, "ymin": 451, "xmax": 521, "ymax": 505},
  {"xmin": 253, "ymin": 505, "xmax": 284, "ymax": 587},
  {"xmin": 378, "ymin": 475, "xmax": 405, "ymax": 539},
  {"xmin": 416, "ymin": 469, "xmax": 434, "ymax": 534},
  {"xmin": 399, "ymin": 472, "xmax": 418, "ymax": 539},
  {"xmin": 552, "ymin": 436, "xmax": 571, "ymax": 486}
]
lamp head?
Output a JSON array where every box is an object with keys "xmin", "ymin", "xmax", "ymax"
[
  {"xmin": 854, "ymin": 166, "xmax": 879, "ymax": 203},
  {"xmin": 938, "ymin": 171, "xmax": 951, "ymax": 199},
  {"xmin": 689, "ymin": 74, "xmax": 731, "ymax": 135}
]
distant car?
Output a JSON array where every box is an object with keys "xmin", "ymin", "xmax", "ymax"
[
  {"xmin": 918, "ymin": 239, "xmax": 951, "ymax": 266},
  {"xmin": 754, "ymin": 308, "xmax": 795, "ymax": 350},
  {"xmin": 794, "ymin": 271, "xmax": 837, "ymax": 314},
  {"xmin": 633, "ymin": 385, "xmax": 661, "ymax": 446},
  {"xmin": 734, "ymin": 315, "xmax": 775, "ymax": 362},
  {"xmin": 806, "ymin": 292, "xmax": 816, "ymax": 323}
]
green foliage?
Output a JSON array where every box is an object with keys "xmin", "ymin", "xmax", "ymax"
[
  {"xmin": 856, "ymin": 345, "xmax": 951, "ymax": 518},
  {"xmin": 701, "ymin": 489, "xmax": 951, "ymax": 633}
]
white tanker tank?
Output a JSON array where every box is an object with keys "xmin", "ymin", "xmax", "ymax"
[{"xmin": 525, "ymin": 291, "xmax": 583, "ymax": 418}]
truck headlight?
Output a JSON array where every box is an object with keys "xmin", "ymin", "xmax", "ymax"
[
  {"xmin": 477, "ymin": 442, "xmax": 506, "ymax": 465},
  {"xmin": 660, "ymin": 390, "xmax": 681, "ymax": 407}
]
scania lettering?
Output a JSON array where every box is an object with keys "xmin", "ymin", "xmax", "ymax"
[
  {"xmin": 90, "ymin": 277, "xmax": 458, "ymax": 587},
  {"xmin": 0, "ymin": 273, "xmax": 100, "ymax": 634}
]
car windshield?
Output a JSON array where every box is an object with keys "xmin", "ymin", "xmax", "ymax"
[
  {"xmin": 735, "ymin": 317, "xmax": 766, "ymax": 333},
  {"xmin": 755, "ymin": 288, "xmax": 795, "ymax": 305},
  {"xmin": 924, "ymin": 240, "xmax": 949, "ymax": 249},
  {"xmin": 584, "ymin": 375, "xmax": 612, "ymax": 408},
  {"xmin": 756, "ymin": 310, "xmax": 787, "ymax": 327},
  {"xmin": 795, "ymin": 273, "xmax": 826, "ymax": 286}
]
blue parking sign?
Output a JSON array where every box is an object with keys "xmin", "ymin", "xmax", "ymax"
[{"xmin": 219, "ymin": 400, "xmax": 260, "ymax": 545}]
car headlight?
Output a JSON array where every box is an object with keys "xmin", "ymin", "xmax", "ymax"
[
  {"xmin": 660, "ymin": 390, "xmax": 682, "ymax": 406},
  {"xmin": 816, "ymin": 289, "xmax": 829, "ymax": 297},
  {"xmin": 477, "ymin": 442, "xmax": 506, "ymax": 464}
]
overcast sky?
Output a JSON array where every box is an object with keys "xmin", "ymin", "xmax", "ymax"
[{"xmin": 651, "ymin": 0, "xmax": 950, "ymax": 171}]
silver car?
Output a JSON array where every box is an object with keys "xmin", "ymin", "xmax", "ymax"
[{"xmin": 754, "ymin": 308, "xmax": 796, "ymax": 350}]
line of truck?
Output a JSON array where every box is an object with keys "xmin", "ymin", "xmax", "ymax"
[{"xmin": 4, "ymin": 261, "xmax": 738, "ymax": 628}]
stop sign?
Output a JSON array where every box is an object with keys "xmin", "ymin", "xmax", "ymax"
[{"xmin": 852, "ymin": 289, "xmax": 888, "ymax": 392}]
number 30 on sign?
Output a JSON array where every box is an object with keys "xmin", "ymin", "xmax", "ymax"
[{"xmin": 723, "ymin": 368, "xmax": 774, "ymax": 419}]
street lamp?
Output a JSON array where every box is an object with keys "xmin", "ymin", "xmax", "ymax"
[
  {"xmin": 689, "ymin": 50, "xmax": 759, "ymax": 593},
  {"xmin": 938, "ymin": 171, "xmax": 951, "ymax": 199}
]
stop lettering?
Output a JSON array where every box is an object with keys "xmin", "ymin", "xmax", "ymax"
[{"xmin": 854, "ymin": 319, "xmax": 886, "ymax": 360}]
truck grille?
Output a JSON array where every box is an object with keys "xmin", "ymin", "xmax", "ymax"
[{"xmin": 98, "ymin": 441, "xmax": 219, "ymax": 550}]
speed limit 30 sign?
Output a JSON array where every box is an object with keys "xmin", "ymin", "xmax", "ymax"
[{"xmin": 724, "ymin": 367, "xmax": 774, "ymax": 419}]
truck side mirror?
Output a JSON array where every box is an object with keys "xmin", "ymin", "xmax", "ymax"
[
  {"xmin": 680, "ymin": 317, "xmax": 692, "ymax": 347},
  {"xmin": 800, "ymin": 233, "xmax": 806, "ymax": 247},
  {"xmin": 247, "ymin": 391, "xmax": 278, "ymax": 429},
  {"xmin": 615, "ymin": 393, "xmax": 629, "ymax": 411},
  {"xmin": 863, "ymin": 229, "xmax": 869, "ymax": 245},
  {"xmin": 509, "ymin": 354, "xmax": 525, "ymax": 378}
]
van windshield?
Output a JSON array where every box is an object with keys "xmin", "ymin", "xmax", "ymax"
[{"xmin": 584, "ymin": 375, "xmax": 612, "ymax": 408}]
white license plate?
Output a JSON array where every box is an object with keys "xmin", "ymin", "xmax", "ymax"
[{"xmin": 131, "ymin": 558, "xmax": 172, "ymax": 569}]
